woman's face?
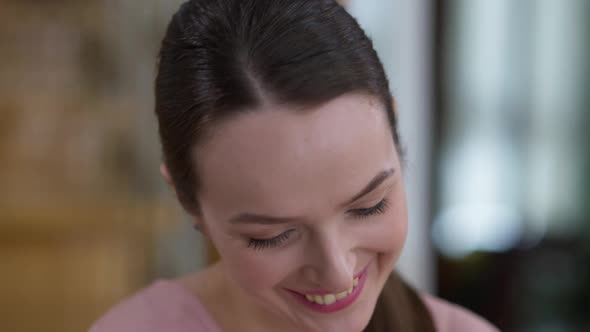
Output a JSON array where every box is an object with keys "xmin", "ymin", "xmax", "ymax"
[{"xmin": 195, "ymin": 94, "xmax": 408, "ymax": 332}]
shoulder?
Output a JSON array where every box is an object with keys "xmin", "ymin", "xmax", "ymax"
[
  {"xmin": 89, "ymin": 280, "xmax": 217, "ymax": 332},
  {"xmin": 421, "ymin": 293, "xmax": 500, "ymax": 332}
]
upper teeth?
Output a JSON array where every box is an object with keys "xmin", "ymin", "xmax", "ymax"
[{"xmin": 304, "ymin": 277, "xmax": 360, "ymax": 305}]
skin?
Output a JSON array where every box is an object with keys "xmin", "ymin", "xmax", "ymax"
[{"xmin": 163, "ymin": 94, "xmax": 408, "ymax": 332}]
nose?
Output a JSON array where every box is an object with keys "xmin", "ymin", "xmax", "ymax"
[{"xmin": 302, "ymin": 231, "xmax": 356, "ymax": 292}]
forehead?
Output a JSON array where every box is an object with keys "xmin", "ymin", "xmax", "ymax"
[{"xmin": 196, "ymin": 94, "xmax": 396, "ymax": 218}]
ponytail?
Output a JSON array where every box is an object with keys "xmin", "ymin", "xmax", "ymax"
[{"xmin": 365, "ymin": 272, "xmax": 436, "ymax": 332}]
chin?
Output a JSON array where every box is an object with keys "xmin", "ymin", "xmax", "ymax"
[
  {"xmin": 305, "ymin": 278, "xmax": 381, "ymax": 332},
  {"xmin": 326, "ymin": 260, "xmax": 389, "ymax": 331},
  {"xmin": 309, "ymin": 305, "xmax": 374, "ymax": 332}
]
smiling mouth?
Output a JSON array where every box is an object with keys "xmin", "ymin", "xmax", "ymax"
[
  {"xmin": 285, "ymin": 262, "xmax": 370, "ymax": 313},
  {"xmin": 301, "ymin": 276, "xmax": 360, "ymax": 305}
]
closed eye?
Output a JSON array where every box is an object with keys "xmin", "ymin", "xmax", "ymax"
[
  {"xmin": 247, "ymin": 229, "xmax": 295, "ymax": 250},
  {"xmin": 348, "ymin": 198, "xmax": 389, "ymax": 219}
]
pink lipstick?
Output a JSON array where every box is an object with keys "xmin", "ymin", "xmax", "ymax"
[{"xmin": 287, "ymin": 263, "xmax": 370, "ymax": 313}]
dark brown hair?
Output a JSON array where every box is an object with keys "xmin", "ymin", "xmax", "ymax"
[{"xmin": 155, "ymin": 0, "xmax": 435, "ymax": 331}]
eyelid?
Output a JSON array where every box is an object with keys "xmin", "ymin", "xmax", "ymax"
[
  {"xmin": 348, "ymin": 180, "xmax": 395, "ymax": 207},
  {"xmin": 250, "ymin": 228, "xmax": 293, "ymax": 241},
  {"xmin": 348, "ymin": 198, "xmax": 390, "ymax": 218},
  {"xmin": 247, "ymin": 229, "xmax": 296, "ymax": 250},
  {"xmin": 349, "ymin": 182, "xmax": 393, "ymax": 208}
]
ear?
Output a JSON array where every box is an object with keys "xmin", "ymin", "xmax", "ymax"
[
  {"xmin": 160, "ymin": 163, "xmax": 184, "ymax": 209},
  {"xmin": 160, "ymin": 163, "xmax": 209, "ymax": 235},
  {"xmin": 159, "ymin": 163, "xmax": 174, "ymax": 188},
  {"xmin": 391, "ymin": 95, "xmax": 398, "ymax": 115}
]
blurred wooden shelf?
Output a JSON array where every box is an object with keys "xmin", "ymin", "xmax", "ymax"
[{"xmin": 0, "ymin": 196, "xmax": 182, "ymax": 332}]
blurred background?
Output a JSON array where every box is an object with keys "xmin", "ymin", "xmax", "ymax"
[{"xmin": 0, "ymin": 0, "xmax": 588, "ymax": 331}]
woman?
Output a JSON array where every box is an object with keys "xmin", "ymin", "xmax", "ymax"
[{"xmin": 90, "ymin": 0, "xmax": 499, "ymax": 331}]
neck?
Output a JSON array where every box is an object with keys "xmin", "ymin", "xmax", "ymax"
[{"xmin": 189, "ymin": 261, "xmax": 303, "ymax": 332}]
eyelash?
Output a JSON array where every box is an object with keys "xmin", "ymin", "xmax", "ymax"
[
  {"xmin": 247, "ymin": 199, "xmax": 390, "ymax": 250},
  {"xmin": 248, "ymin": 229, "xmax": 295, "ymax": 250},
  {"xmin": 349, "ymin": 198, "xmax": 390, "ymax": 219}
]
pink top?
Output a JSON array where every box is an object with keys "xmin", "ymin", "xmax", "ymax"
[{"xmin": 89, "ymin": 280, "xmax": 499, "ymax": 332}]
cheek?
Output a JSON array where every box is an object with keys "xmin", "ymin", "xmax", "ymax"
[
  {"xmin": 221, "ymin": 246, "xmax": 299, "ymax": 295},
  {"xmin": 205, "ymin": 222, "xmax": 300, "ymax": 296},
  {"xmin": 359, "ymin": 205, "xmax": 408, "ymax": 261}
]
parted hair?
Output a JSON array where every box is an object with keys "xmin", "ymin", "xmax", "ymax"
[{"xmin": 155, "ymin": 1, "xmax": 436, "ymax": 331}]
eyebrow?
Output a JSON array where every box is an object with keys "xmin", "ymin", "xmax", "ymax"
[
  {"xmin": 343, "ymin": 168, "xmax": 395, "ymax": 206},
  {"xmin": 228, "ymin": 168, "xmax": 395, "ymax": 225}
]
